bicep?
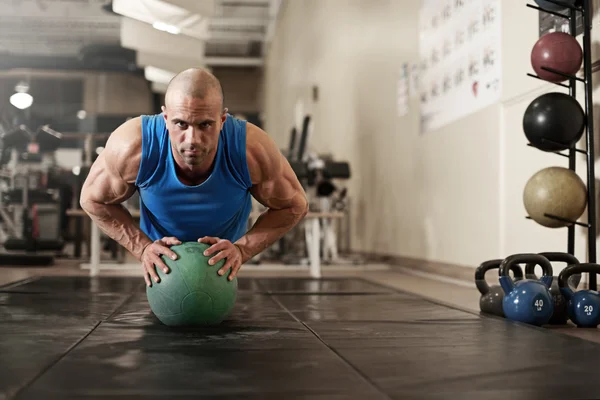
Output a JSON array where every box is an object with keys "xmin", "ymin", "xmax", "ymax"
[
  {"xmin": 246, "ymin": 124, "xmax": 306, "ymax": 210},
  {"xmin": 81, "ymin": 153, "xmax": 136, "ymax": 206},
  {"xmin": 249, "ymin": 155, "xmax": 306, "ymax": 210},
  {"xmin": 80, "ymin": 119, "xmax": 141, "ymax": 206}
]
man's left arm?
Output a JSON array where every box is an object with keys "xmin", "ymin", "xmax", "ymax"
[{"xmin": 199, "ymin": 123, "xmax": 309, "ymax": 280}]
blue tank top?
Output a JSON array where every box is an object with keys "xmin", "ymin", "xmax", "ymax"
[{"xmin": 135, "ymin": 113, "xmax": 253, "ymax": 243}]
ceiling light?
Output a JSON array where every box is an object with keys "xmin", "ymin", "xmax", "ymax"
[
  {"xmin": 10, "ymin": 92, "xmax": 33, "ymax": 110},
  {"xmin": 152, "ymin": 21, "xmax": 180, "ymax": 35},
  {"xmin": 10, "ymin": 81, "xmax": 33, "ymax": 110}
]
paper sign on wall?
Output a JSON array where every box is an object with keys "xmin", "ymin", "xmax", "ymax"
[
  {"xmin": 397, "ymin": 63, "xmax": 409, "ymax": 117},
  {"xmin": 419, "ymin": 0, "xmax": 502, "ymax": 134}
]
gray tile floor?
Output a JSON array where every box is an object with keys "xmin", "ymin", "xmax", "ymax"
[
  {"xmin": 5, "ymin": 269, "xmax": 600, "ymax": 399},
  {"xmin": 1, "ymin": 258, "xmax": 599, "ymax": 343}
]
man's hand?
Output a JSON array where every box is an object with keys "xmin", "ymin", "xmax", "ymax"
[
  {"xmin": 141, "ymin": 236, "xmax": 181, "ymax": 286},
  {"xmin": 198, "ymin": 236, "xmax": 243, "ymax": 281}
]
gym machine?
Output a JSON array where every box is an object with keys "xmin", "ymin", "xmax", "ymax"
[
  {"xmin": 253, "ymin": 114, "xmax": 360, "ymax": 266},
  {"xmin": 0, "ymin": 124, "xmax": 64, "ymax": 265}
]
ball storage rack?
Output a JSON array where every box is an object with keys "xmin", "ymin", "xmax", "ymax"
[{"xmin": 525, "ymin": 0, "xmax": 596, "ymax": 290}]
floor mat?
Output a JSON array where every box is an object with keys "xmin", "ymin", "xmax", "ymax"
[{"xmin": 2, "ymin": 276, "xmax": 600, "ymax": 399}]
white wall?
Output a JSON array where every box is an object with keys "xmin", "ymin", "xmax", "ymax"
[{"xmin": 264, "ymin": 0, "xmax": 600, "ymax": 270}]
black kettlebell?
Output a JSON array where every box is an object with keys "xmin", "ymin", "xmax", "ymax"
[
  {"xmin": 525, "ymin": 252, "xmax": 581, "ymax": 325},
  {"xmin": 475, "ymin": 259, "xmax": 524, "ymax": 317}
]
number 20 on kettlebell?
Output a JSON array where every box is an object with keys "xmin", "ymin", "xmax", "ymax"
[
  {"xmin": 558, "ymin": 263, "xmax": 600, "ymax": 328},
  {"xmin": 499, "ymin": 253, "xmax": 554, "ymax": 326}
]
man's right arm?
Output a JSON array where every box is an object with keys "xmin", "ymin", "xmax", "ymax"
[
  {"xmin": 79, "ymin": 117, "xmax": 151, "ymax": 259},
  {"xmin": 79, "ymin": 117, "xmax": 178, "ymax": 285}
]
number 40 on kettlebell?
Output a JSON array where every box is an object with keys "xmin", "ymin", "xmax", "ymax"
[{"xmin": 499, "ymin": 253, "xmax": 554, "ymax": 326}]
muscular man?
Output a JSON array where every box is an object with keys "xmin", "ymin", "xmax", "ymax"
[{"xmin": 80, "ymin": 68, "xmax": 308, "ymax": 287}]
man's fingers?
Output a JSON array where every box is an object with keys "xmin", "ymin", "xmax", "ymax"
[
  {"xmin": 206, "ymin": 241, "xmax": 230, "ymax": 257},
  {"xmin": 160, "ymin": 236, "xmax": 182, "ymax": 246},
  {"xmin": 198, "ymin": 237, "xmax": 219, "ymax": 246},
  {"xmin": 152, "ymin": 254, "xmax": 170, "ymax": 273},
  {"xmin": 144, "ymin": 271, "xmax": 152, "ymax": 287},
  {"xmin": 209, "ymin": 250, "xmax": 229, "ymax": 266},
  {"xmin": 145, "ymin": 261, "xmax": 161, "ymax": 283},
  {"xmin": 228, "ymin": 264, "xmax": 242, "ymax": 281},
  {"xmin": 154, "ymin": 243, "xmax": 178, "ymax": 261},
  {"xmin": 218, "ymin": 259, "xmax": 234, "ymax": 276}
]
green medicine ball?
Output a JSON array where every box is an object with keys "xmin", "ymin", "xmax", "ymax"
[{"xmin": 146, "ymin": 241, "xmax": 238, "ymax": 326}]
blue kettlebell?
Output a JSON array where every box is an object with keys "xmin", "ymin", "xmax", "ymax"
[
  {"xmin": 499, "ymin": 253, "xmax": 554, "ymax": 326},
  {"xmin": 525, "ymin": 252, "xmax": 581, "ymax": 325},
  {"xmin": 558, "ymin": 263, "xmax": 600, "ymax": 328}
]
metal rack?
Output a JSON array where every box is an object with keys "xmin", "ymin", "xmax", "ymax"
[{"xmin": 526, "ymin": 0, "xmax": 596, "ymax": 290}]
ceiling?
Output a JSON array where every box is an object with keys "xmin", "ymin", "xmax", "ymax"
[{"xmin": 0, "ymin": 0, "xmax": 280, "ymax": 71}]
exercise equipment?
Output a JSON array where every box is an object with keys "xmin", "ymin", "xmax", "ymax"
[
  {"xmin": 523, "ymin": 166, "xmax": 587, "ymax": 228},
  {"xmin": 558, "ymin": 263, "xmax": 600, "ymax": 327},
  {"xmin": 534, "ymin": 0, "xmax": 576, "ymax": 12},
  {"xmin": 523, "ymin": 92, "xmax": 585, "ymax": 152},
  {"xmin": 146, "ymin": 241, "xmax": 238, "ymax": 326},
  {"xmin": 525, "ymin": 252, "xmax": 581, "ymax": 324},
  {"xmin": 256, "ymin": 113, "xmax": 357, "ymax": 268},
  {"xmin": 475, "ymin": 259, "xmax": 524, "ymax": 317},
  {"xmin": 499, "ymin": 253, "xmax": 554, "ymax": 326},
  {"xmin": 531, "ymin": 31, "xmax": 582, "ymax": 83},
  {"xmin": 0, "ymin": 123, "xmax": 65, "ymax": 265}
]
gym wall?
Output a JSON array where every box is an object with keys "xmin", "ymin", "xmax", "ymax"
[
  {"xmin": 211, "ymin": 67, "xmax": 263, "ymax": 115},
  {"xmin": 263, "ymin": 0, "xmax": 600, "ymax": 271},
  {"xmin": 83, "ymin": 72, "xmax": 154, "ymax": 116}
]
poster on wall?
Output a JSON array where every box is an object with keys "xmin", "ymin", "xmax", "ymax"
[
  {"xmin": 419, "ymin": 0, "xmax": 502, "ymax": 134},
  {"xmin": 397, "ymin": 63, "xmax": 409, "ymax": 117}
]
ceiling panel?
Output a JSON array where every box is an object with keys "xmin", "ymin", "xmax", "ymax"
[{"xmin": 0, "ymin": 0, "xmax": 279, "ymax": 68}]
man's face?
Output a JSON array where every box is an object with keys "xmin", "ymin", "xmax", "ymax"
[{"xmin": 163, "ymin": 93, "xmax": 227, "ymax": 167}]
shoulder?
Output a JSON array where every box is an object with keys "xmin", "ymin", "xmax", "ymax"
[
  {"xmin": 102, "ymin": 117, "xmax": 143, "ymax": 184},
  {"xmin": 245, "ymin": 123, "xmax": 283, "ymax": 185}
]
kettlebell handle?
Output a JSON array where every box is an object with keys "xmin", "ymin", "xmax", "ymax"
[
  {"xmin": 525, "ymin": 252, "xmax": 581, "ymax": 288},
  {"xmin": 475, "ymin": 259, "xmax": 523, "ymax": 295},
  {"xmin": 500, "ymin": 253, "xmax": 553, "ymax": 278},
  {"xmin": 525, "ymin": 252, "xmax": 579, "ymax": 276},
  {"xmin": 558, "ymin": 263, "xmax": 600, "ymax": 300},
  {"xmin": 499, "ymin": 254, "xmax": 553, "ymax": 295}
]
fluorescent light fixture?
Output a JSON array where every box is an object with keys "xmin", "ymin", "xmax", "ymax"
[
  {"xmin": 160, "ymin": 0, "xmax": 216, "ymax": 17},
  {"xmin": 10, "ymin": 92, "xmax": 33, "ymax": 110},
  {"xmin": 145, "ymin": 66, "xmax": 177, "ymax": 85},
  {"xmin": 152, "ymin": 21, "xmax": 180, "ymax": 35},
  {"xmin": 121, "ymin": 17, "xmax": 206, "ymax": 58},
  {"xmin": 113, "ymin": 0, "xmax": 208, "ymax": 40}
]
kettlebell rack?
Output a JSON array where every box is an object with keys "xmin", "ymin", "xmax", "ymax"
[{"xmin": 525, "ymin": 0, "xmax": 596, "ymax": 290}]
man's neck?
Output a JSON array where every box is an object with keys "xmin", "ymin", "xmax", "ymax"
[{"xmin": 173, "ymin": 151, "xmax": 216, "ymax": 186}]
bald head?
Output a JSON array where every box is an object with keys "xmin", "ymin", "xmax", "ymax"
[{"xmin": 165, "ymin": 68, "xmax": 224, "ymax": 109}]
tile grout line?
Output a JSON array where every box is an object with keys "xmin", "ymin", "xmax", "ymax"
[
  {"xmin": 8, "ymin": 287, "xmax": 142, "ymax": 400},
  {"xmin": 104, "ymin": 283, "xmax": 146, "ymax": 321},
  {"xmin": 268, "ymin": 294, "xmax": 393, "ymax": 400},
  {"xmin": 351, "ymin": 278, "xmax": 600, "ymax": 348},
  {"xmin": 355, "ymin": 276, "xmax": 486, "ymax": 317},
  {"xmin": 8, "ymin": 320, "xmax": 102, "ymax": 400},
  {"xmin": 0, "ymin": 276, "xmax": 40, "ymax": 291}
]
